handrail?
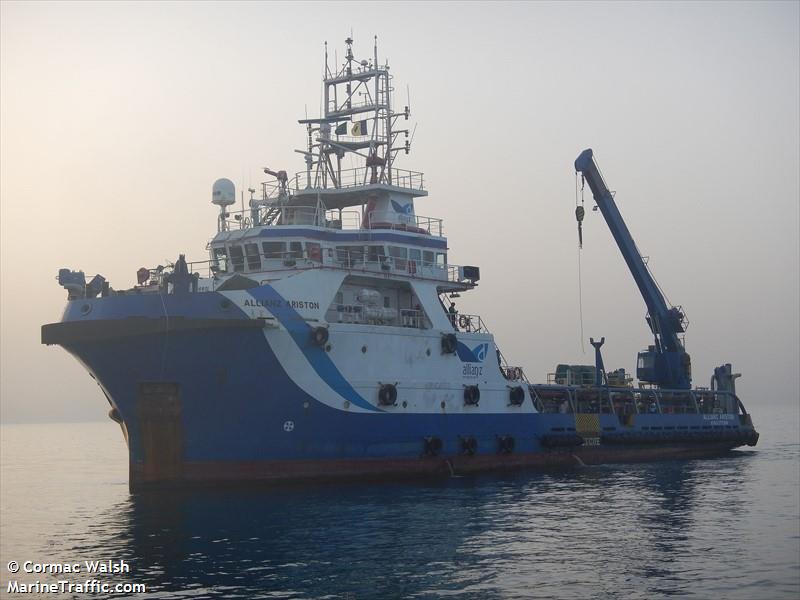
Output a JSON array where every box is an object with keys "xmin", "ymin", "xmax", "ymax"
[
  {"xmin": 216, "ymin": 205, "xmax": 444, "ymax": 237},
  {"xmin": 288, "ymin": 166, "xmax": 425, "ymax": 192},
  {"xmin": 529, "ymin": 383, "xmax": 741, "ymax": 415},
  {"xmin": 367, "ymin": 211, "xmax": 443, "ymax": 237},
  {"xmin": 451, "ymin": 313, "xmax": 488, "ymax": 334}
]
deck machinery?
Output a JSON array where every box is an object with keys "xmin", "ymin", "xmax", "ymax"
[{"xmin": 575, "ymin": 149, "xmax": 693, "ymax": 390}]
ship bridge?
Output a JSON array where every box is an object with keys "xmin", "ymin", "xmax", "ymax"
[
  {"xmin": 173, "ymin": 37, "xmax": 481, "ymax": 334},
  {"xmin": 201, "ymin": 37, "xmax": 477, "ymax": 292}
]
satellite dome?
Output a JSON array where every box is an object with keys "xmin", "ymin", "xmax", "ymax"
[{"xmin": 212, "ymin": 178, "xmax": 236, "ymax": 207}]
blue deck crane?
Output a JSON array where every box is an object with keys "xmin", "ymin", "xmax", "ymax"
[{"xmin": 574, "ymin": 149, "xmax": 692, "ymax": 389}]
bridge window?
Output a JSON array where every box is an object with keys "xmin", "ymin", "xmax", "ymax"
[
  {"xmin": 367, "ymin": 245, "xmax": 384, "ymax": 263},
  {"xmin": 435, "ymin": 252, "xmax": 447, "ymax": 266},
  {"xmin": 289, "ymin": 242, "xmax": 303, "ymax": 259},
  {"xmin": 423, "ymin": 250, "xmax": 434, "ymax": 266},
  {"xmin": 262, "ymin": 241, "xmax": 285, "ymax": 259},
  {"xmin": 409, "ymin": 248, "xmax": 421, "ymax": 262},
  {"xmin": 388, "ymin": 246, "xmax": 407, "ymax": 270},
  {"xmin": 336, "ymin": 245, "xmax": 365, "ymax": 266},
  {"xmin": 307, "ymin": 242, "xmax": 322, "ymax": 262},
  {"xmin": 229, "ymin": 245, "xmax": 245, "ymax": 272},
  {"xmin": 244, "ymin": 243, "xmax": 261, "ymax": 271}
]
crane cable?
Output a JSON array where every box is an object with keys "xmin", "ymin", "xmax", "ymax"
[{"xmin": 576, "ymin": 173, "xmax": 586, "ymax": 354}]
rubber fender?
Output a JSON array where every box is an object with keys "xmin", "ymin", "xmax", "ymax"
[
  {"xmin": 463, "ymin": 385, "xmax": 480, "ymax": 406},
  {"xmin": 378, "ymin": 383, "xmax": 397, "ymax": 406},
  {"xmin": 497, "ymin": 435, "xmax": 515, "ymax": 454},
  {"xmin": 423, "ymin": 436, "xmax": 443, "ymax": 457},
  {"xmin": 508, "ymin": 386, "xmax": 525, "ymax": 406},
  {"xmin": 460, "ymin": 436, "xmax": 478, "ymax": 456}
]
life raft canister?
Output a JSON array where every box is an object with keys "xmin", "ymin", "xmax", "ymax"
[
  {"xmin": 310, "ymin": 326, "xmax": 329, "ymax": 347},
  {"xmin": 463, "ymin": 385, "xmax": 480, "ymax": 406},
  {"xmin": 378, "ymin": 383, "xmax": 398, "ymax": 406}
]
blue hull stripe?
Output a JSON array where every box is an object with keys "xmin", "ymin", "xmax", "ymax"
[{"xmin": 246, "ymin": 285, "xmax": 381, "ymax": 413}]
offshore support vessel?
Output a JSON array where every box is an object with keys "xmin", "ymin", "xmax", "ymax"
[{"xmin": 42, "ymin": 38, "xmax": 758, "ymax": 489}]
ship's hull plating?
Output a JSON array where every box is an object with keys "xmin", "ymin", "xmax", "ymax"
[{"xmin": 44, "ymin": 291, "xmax": 757, "ymax": 489}]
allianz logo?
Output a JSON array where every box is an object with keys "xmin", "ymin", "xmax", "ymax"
[{"xmin": 457, "ymin": 342, "xmax": 489, "ymax": 363}]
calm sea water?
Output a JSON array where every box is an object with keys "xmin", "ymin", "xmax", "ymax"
[{"xmin": 1, "ymin": 404, "xmax": 798, "ymax": 599}]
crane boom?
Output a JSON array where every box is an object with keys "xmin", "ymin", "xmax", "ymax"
[{"xmin": 574, "ymin": 148, "xmax": 691, "ymax": 389}]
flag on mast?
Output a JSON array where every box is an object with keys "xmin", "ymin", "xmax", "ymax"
[{"xmin": 351, "ymin": 120, "xmax": 368, "ymax": 136}]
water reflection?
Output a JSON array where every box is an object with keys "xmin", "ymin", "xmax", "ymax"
[
  {"xmin": 80, "ymin": 458, "xmax": 757, "ymax": 600},
  {"xmin": 3, "ymin": 420, "xmax": 792, "ymax": 600}
]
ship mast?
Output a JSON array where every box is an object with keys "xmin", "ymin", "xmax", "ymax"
[{"xmin": 298, "ymin": 36, "xmax": 410, "ymax": 191}]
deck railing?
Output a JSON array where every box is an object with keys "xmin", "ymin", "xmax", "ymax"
[
  {"xmin": 528, "ymin": 384, "xmax": 742, "ymax": 417},
  {"xmin": 218, "ymin": 205, "xmax": 443, "ymax": 237},
  {"xmin": 290, "ymin": 167, "xmax": 425, "ymax": 192}
]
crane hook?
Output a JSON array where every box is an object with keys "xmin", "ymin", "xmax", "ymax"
[{"xmin": 575, "ymin": 205, "xmax": 585, "ymax": 248}]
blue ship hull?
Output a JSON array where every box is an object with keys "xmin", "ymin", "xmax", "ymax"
[{"xmin": 43, "ymin": 291, "xmax": 758, "ymax": 490}]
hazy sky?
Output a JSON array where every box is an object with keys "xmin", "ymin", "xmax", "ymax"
[{"xmin": 1, "ymin": 1, "xmax": 798, "ymax": 423}]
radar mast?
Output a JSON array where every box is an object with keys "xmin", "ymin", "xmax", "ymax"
[{"xmin": 298, "ymin": 36, "xmax": 412, "ymax": 190}]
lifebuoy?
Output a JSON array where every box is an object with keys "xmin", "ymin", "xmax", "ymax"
[
  {"xmin": 463, "ymin": 385, "xmax": 480, "ymax": 406},
  {"xmin": 458, "ymin": 314, "xmax": 470, "ymax": 329},
  {"xmin": 497, "ymin": 435, "xmax": 515, "ymax": 454},
  {"xmin": 310, "ymin": 326, "xmax": 329, "ymax": 347},
  {"xmin": 378, "ymin": 383, "xmax": 397, "ymax": 406}
]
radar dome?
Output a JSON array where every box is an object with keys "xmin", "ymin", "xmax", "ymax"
[{"xmin": 212, "ymin": 178, "xmax": 236, "ymax": 207}]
